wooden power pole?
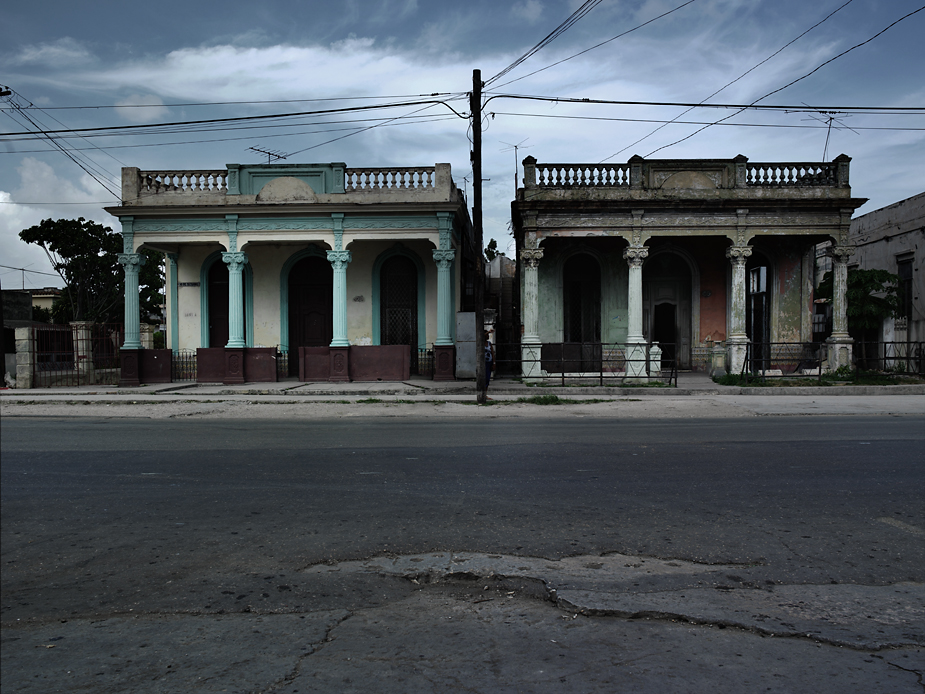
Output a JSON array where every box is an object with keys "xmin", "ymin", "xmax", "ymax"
[{"xmin": 471, "ymin": 70, "xmax": 487, "ymax": 404}]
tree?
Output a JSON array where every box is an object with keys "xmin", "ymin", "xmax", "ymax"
[
  {"xmin": 19, "ymin": 218, "xmax": 163, "ymax": 324},
  {"xmin": 817, "ymin": 267, "xmax": 901, "ymax": 333},
  {"xmin": 484, "ymin": 238, "xmax": 504, "ymax": 262}
]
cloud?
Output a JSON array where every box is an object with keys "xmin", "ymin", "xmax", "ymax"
[
  {"xmin": 0, "ymin": 158, "xmax": 120, "ymax": 287},
  {"xmin": 511, "ymin": 0, "xmax": 544, "ymax": 25},
  {"xmin": 115, "ymin": 94, "xmax": 169, "ymax": 123},
  {"xmin": 10, "ymin": 37, "xmax": 94, "ymax": 67}
]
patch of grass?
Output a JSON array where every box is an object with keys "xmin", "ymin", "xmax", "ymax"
[
  {"xmin": 357, "ymin": 397, "xmax": 383, "ymax": 403},
  {"xmin": 620, "ymin": 380, "xmax": 671, "ymax": 388}
]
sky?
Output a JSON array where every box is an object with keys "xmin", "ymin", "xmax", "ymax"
[{"xmin": 2, "ymin": 0, "xmax": 923, "ymax": 290}]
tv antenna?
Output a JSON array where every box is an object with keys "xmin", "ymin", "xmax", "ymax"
[
  {"xmin": 500, "ymin": 138, "xmax": 532, "ymax": 194},
  {"xmin": 796, "ymin": 105, "xmax": 858, "ymax": 161},
  {"xmin": 248, "ymin": 146, "xmax": 289, "ymax": 164}
]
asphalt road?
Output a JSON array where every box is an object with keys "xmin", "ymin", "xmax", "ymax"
[{"xmin": 2, "ymin": 415, "xmax": 924, "ymax": 692}]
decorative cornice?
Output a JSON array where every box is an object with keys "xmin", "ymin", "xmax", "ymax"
[
  {"xmin": 432, "ymin": 249, "xmax": 456, "ymax": 268},
  {"xmin": 521, "ymin": 248, "xmax": 544, "ymax": 269},
  {"xmin": 327, "ymin": 250, "xmax": 352, "ymax": 270},
  {"xmin": 623, "ymin": 245, "xmax": 649, "ymax": 268},
  {"xmin": 222, "ymin": 251, "xmax": 249, "ymax": 272}
]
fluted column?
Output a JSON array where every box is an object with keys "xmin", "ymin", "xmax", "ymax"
[
  {"xmin": 167, "ymin": 253, "xmax": 179, "ymax": 351},
  {"xmin": 725, "ymin": 245, "xmax": 752, "ymax": 374},
  {"xmin": 222, "ymin": 251, "xmax": 248, "ymax": 348},
  {"xmin": 520, "ymin": 248, "xmax": 544, "ymax": 378},
  {"xmin": 433, "ymin": 249, "xmax": 456, "ymax": 346},
  {"xmin": 827, "ymin": 245, "xmax": 856, "ymax": 370},
  {"xmin": 327, "ymin": 250, "xmax": 352, "ymax": 347},
  {"xmin": 119, "ymin": 253, "xmax": 146, "ymax": 349},
  {"xmin": 623, "ymin": 245, "xmax": 649, "ymax": 379}
]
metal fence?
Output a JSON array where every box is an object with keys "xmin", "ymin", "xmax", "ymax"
[
  {"xmin": 172, "ymin": 350, "xmax": 198, "ymax": 382},
  {"xmin": 413, "ymin": 347, "xmax": 434, "ymax": 378},
  {"xmin": 741, "ymin": 341, "xmax": 924, "ymax": 382},
  {"xmin": 493, "ymin": 342, "xmax": 678, "ymax": 386},
  {"xmin": 30, "ymin": 323, "xmax": 124, "ymax": 387}
]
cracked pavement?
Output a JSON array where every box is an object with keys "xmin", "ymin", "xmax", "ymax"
[{"xmin": 1, "ymin": 404, "xmax": 923, "ymax": 692}]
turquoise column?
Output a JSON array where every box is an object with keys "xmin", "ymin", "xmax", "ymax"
[
  {"xmin": 119, "ymin": 253, "xmax": 145, "ymax": 349},
  {"xmin": 222, "ymin": 252, "xmax": 248, "ymax": 348},
  {"xmin": 432, "ymin": 249, "xmax": 456, "ymax": 345},
  {"xmin": 327, "ymin": 250, "xmax": 352, "ymax": 347},
  {"xmin": 167, "ymin": 253, "xmax": 179, "ymax": 351}
]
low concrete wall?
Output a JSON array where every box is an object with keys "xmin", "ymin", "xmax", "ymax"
[
  {"xmin": 349, "ymin": 345, "xmax": 410, "ymax": 382},
  {"xmin": 140, "ymin": 349, "xmax": 172, "ymax": 383}
]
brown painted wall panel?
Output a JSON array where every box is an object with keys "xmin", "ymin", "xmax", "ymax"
[
  {"xmin": 349, "ymin": 345, "xmax": 410, "ymax": 382},
  {"xmin": 139, "ymin": 349, "xmax": 172, "ymax": 383},
  {"xmin": 244, "ymin": 347, "xmax": 278, "ymax": 383},
  {"xmin": 197, "ymin": 348, "xmax": 225, "ymax": 383},
  {"xmin": 299, "ymin": 346, "xmax": 331, "ymax": 382}
]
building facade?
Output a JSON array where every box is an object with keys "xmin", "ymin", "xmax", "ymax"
[
  {"xmin": 848, "ymin": 192, "xmax": 924, "ymax": 344},
  {"xmin": 106, "ymin": 162, "xmax": 474, "ymax": 384},
  {"xmin": 512, "ymin": 154, "xmax": 866, "ymax": 379}
]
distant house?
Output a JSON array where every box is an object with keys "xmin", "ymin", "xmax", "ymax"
[
  {"xmin": 511, "ymin": 154, "xmax": 867, "ymax": 379},
  {"xmin": 30, "ymin": 287, "xmax": 62, "ymax": 313},
  {"xmin": 105, "ymin": 162, "xmax": 475, "ymax": 385},
  {"xmin": 847, "ymin": 192, "xmax": 924, "ymax": 344}
]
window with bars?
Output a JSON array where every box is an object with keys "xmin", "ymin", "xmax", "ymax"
[{"xmin": 380, "ymin": 255, "xmax": 418, "ymax": 346}]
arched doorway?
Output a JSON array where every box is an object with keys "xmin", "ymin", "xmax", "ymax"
[
  {"xmin": 288, "ymin": 255, "xmax": 333, "ymax": 375},
  {"xmin": 380, "ymin": 255, "xmax": 418, "ymax": 347},
  {"xmin": 563, "ymin": 254, "xmax": 601, "ymax": 343},
  {"xmin": 746, "ymin": 251, "xmax": 772, "ymax": 369},
  {"xmin": 207, "ymin": 260, "xmax": 247, "ymax": 348},
  {"xmin": 643, "ymin": 252, "xmax": 692, "ymax": 369}
]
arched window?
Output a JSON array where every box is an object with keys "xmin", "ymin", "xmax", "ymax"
[
  {"xmin": 380, "ymin": 255, "xmax": 419, "ymax": 346},
  {"xmin": 563, "ymin": 254, "xmax": 601, "ymax": 343}
]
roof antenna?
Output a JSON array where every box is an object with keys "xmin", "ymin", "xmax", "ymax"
[{"xmin": 247, "ymin": 146, "xmax": 288, "ymax": 164}]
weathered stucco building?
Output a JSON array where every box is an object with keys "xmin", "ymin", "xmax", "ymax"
[
  {"xmin": 512, "ymin": 154, "xmax": 867, "ymax": 379},
  {"xmin": 848, "ymin": 192, "xmax": 924, "ymax": 344},
  {"xmin": 106, "ymin": 162, "xmax": 474, "ymax": 385}
]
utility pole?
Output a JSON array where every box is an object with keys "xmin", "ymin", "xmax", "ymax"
[{"xmin": 471, "ymin": 70, "xmax": 487, "ymax": 404}]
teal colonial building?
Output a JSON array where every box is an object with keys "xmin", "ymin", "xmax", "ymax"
[{"xmin": 106, "ymin": 162, "xmax": 475, "ymax": 384}]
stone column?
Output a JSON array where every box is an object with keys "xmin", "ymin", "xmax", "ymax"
[
  {"xmin": 222, "ymin": 252, "xmax": 248, "ymax": 349},
  {"xmin": 725, "ymin": 245, "xmax": 752, "ymax": 375},
  {"xmin": 327, "ymin": 250, "xmax": 352, "ymax": 381},
  {"xmin": 623, "ymin": 245, "xmax": 649, "ymax": 380},
  {"xmin": 222, "ymin": 251, "xmax": 248, "ymax": 384},
  {"xmin": 70, "ymin": 321, "xmax": 96, "ymax": 385},
  {"xmin": 167, "ymin": 253, "xmax": 179, "ymax": 352},
  {"xmin": 826, "ymin": 245, "xmax": 855, "ymax": 370},
  {"xmin": 433, "ymin": 249, "xmax": 456, "ymax": 380},
  {"xmin": 119, "ymin": 253, "xmax": 146, "ymax": 350},
  {"xmin": 520, "ymin": 248, "xmax": 544, "ymax": 378}
]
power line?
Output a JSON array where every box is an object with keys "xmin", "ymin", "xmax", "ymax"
[
  {"xmin": 645, "ymin": 4, "xmax": 925, "ymax": 156},
  {"xmin": 602, "ymin": 0, "xmax": 857, "ymax": 162},
  {"xmin": 19, "ymin": 92, "xmax": 462, "ymax": 110},
  {"xmin": 486, "ymin": 0, "xmax": 605, "ymax": 86},
  {"xmin": 487, "ymin": 0, "xmax": 697, "ymax": 91},
  {"xmin": 489, "ymin": 111, "xmax": 923, "ymax": 131},
  {"xmin": 0, "ymin": 263, "xmax": 61, "ymax": 277},
  {"xmin": 0, "ymin": 97, "xmax": 470, "ymax": 139}
]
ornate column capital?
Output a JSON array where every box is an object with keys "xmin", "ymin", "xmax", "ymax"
[
  {"xmin": 222, "ymin": 251, "xmax": 248, "ymax": 272},
  {"xmin": 432, "ymin": 248, "xmax": 456, "ymax": 269},
  {"xmin": 623, "ymin": 245, "xmax": 649, "ymax": 268},
  {"xmin": 831, "ymin": 245, "xmax": 856, "ymax": 264},
  {"xmin": 118, "ymin": 252, "xmax": 146, "ymax": 272},
  {"xmin": 520, "ymin": 248, "xmax": 544, "ymax": 269},
  {"xmin": 725, "ymin": 245, "xmax": 752, "ymax": 267},
  {"xmin": 326, "ymin": 249, "xmax": 352, "ymax": 270}
]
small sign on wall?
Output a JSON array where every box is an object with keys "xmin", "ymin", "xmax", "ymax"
[{"xmin": 178, "ymin": 282, "xmax": 201, "ymax": 287}]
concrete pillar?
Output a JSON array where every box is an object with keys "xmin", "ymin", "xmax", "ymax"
[
  {"xmin": 623, "ymin": 245, "xmax": 648, "ymax": 380},
  {"xmin": 827, "ymin": 245, "xmax": 856, "ymax": 370},
  {"xmin": 222, "ymin": 252, "xmax": 248, "ymax": 348},
  {"xmin": 725, "ymin": 245, "xmax": 752, "ymax": 375},
  {"xmin": 327, "ymin": 250, "xmax": 352, "ymax": 348},
  {"xmin": 520, "ymin": 248, "xmax": 544, "ymax": 378},
  {"xmin": 118, "ymin": 252, "xmax": 146, "ymax": 350},
  {"xmin": 14, "ymin": 327, "xmax": 34, "ymax": 389},
  {"xmin": 70, "ymin": 321, "xmax": 96, "ymax": 384}
]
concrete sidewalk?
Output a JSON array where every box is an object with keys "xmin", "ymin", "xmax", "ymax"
[{"xmin": 3, "ymin": 371, "xmax": 925, "ymax": 400}]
